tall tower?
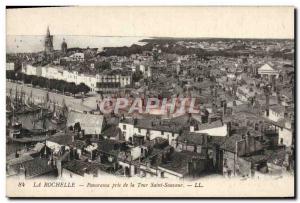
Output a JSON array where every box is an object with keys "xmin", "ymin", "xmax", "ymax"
[
  {"xmin": 44, "ymin": 26, "xmax": 54, "ymax": 53},
  {"xmin": 61, "ymin": 38, "xmax": 68, "ymax": 55}
]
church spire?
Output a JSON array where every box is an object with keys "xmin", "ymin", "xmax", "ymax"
[
  {"xmin": 46, "ymin": 26, "xmax": 51, "ymax": 37},
  {"xmin": 45, "ymin": 26, "xmax": 54, "ymax": 53}
]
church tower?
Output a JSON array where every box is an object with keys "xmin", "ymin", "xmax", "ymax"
[
  {"xmin": 44, "ymin": 26, "xmax": 54, "ymax": 53},
  {"xmin": 61, "ymin": 38, "xmax": 68, "ymax": 55}
]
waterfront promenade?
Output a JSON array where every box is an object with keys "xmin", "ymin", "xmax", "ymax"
[{"xmin": 7, "ymin": 81, "xmax": 99, "ymax": 112}]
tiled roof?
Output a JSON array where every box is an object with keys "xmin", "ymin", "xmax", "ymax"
[
  {"xmin": 269, "ymin": 104, "xmax": 285, "ymax": 114},
  {"xmin": 135, "ymin": 117, "xmax": 184, "ymax": 133},
  {"xmin": 220, "ymin": 134, "xmax": 244, "ymax": 152},
  {"xmin": 242, "ymin": 153, "xmax": 268, "ymax": 163},
  {"xmin": 159, "ymin": 151, "xmax": 205, "ymax": 175},
  {"xmin": 48, "ymin": 132, "xmax": 73, "ymax": 146},
  {"xmin": 74, "ymin": 140, "xmax": 86, "ymax": 149},
  {"xmin": 63, "ymin": 160, "xmax": 90, "ymax": 176},
  {"xmin": 197, "ymin": 120, "xmax": 224, "ymax": 131},
  {"xmin": 23, "ymin": 158, "xmax": 55, "ymax": 178},
  {"xmin": 265, "ymin": 148, "xmax": 287, "ymax": 166},
  {"xmin": 63, "ymin": 160, "xmax": 111, "ymax": 176},
  {"xmin": 178, "ymin": 132, "xmax": 208, "ymax": 145},
  {"xmin": 102, "ymin": 125, "xmax": 122, "ymax": 138},
  {"xmin": 97, "ymin": 139, "xmax": 126, "ymax": 155}
]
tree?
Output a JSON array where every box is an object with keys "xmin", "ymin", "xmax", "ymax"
[
  {"xmin": 95, "ymin": 61, "xmax": 111, "ymax": 73},
  {"xmin": 45, "ymin": 91, "xmax": 49, "ymax": 103},
  {"xmin": 22, "ymin": 74, "xmax": 28, "ymax": 84},
  {"xmin": 32, "ymin": 76, "xmax": 39, "ymax": 86},
  {"xmin": 77, "ymin": 83, "xmax": 90, "ymax": 95},
  {"xmin": 56, "ymin": 80, "xmax": 65, "ymax": 92},
  {"xmin": 74, "ymin": 122, "xmax": 81, "ymax": 132},
  {"xmin": 132, "ymin": 70, "xmax": 143, "ymax": 83},
  {"xmin": 6, "ymin": 70, "xmax": 15, "ymax": 80},
  {"xmin": 68, "ymin": 82, "xmax": 77, "ymax": 96}
]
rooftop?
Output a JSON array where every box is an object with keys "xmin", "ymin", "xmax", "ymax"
[
  {"xmin": 178, "ymin": 132, "xmax": 209, "ymax": 145},
  {"xmin": 47, "ymin": 132, "xmax": 74, "ymax": 146},
  {"xmin": 159, "ymin": 151, "xmax": 205, "ymax": 175},
  {"xmin": 23, "ymin": 157, "xmax": 56, "ymax": 179},
  {"xmin": 67, "ymin": 111, "xmax": 105, "ymax": 135}
]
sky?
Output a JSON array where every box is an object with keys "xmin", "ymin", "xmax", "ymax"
[{"xmin": 6, "ymin": 6, "xmax": 294, "ymax": 39}]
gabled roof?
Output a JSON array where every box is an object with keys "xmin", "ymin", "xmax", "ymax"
[
  {"xmin": 259, "ymin": 63, "xmax": 275, "ymax": 71},
  {"xmin": 258, "ymin": 63, "xmax": 280, "ymax": 73}
]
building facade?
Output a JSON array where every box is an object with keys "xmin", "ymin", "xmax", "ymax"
[{"xmin": 21, "ymin": 63, "xmax": 132, "ymax": 93}]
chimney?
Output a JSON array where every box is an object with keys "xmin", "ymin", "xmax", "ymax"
[
  {"xmin": 254, "ymin": 123, "xmax": 259, "ymax": 131},
  {"xmin": 277, "ymin": 90, "xmax": 281, "ymax": 104},
  {"xmin": 233, "ymin": 100, "xmax": 237, "ymax": 107},
  {"xmin": 245, "ymin": 132, "xmax": 251, "ymax": 155},
  {"xmin": 227, "ymin": 122, "xmax": 232, "ymax": 137},
  {"xmin": 15, "ymin": 150, "xmax": 19, "ymax": 158},
  {"xmin": 265, "ymin": 85, "xmax": 270, "ymax": 117},
  {"xmin": 188, "ymin": 113, "xmax": 192, "ymax": 123},
  {"xmin": 212, "ymin": 102, "xmax": 217, "ymax": 114},
  {"xmin": 223, "ymin": 100, "xmax": 227, "ymax": 117},
  {"xmin": 266, "ymin": 94, "xmax": 270, "ymax": 117},
  {"xmin": 133, "ymin": 118, "xmax": 138, "ymax": 125}
]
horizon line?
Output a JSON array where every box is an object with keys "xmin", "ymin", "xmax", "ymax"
[{"xmin": 6, "ymin": 34, "xmax": 294, "ymax": 40}]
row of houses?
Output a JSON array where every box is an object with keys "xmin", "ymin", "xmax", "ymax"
[{"xmin": 21, "ymin": 63, "xmax": 132, "ymax": 92}]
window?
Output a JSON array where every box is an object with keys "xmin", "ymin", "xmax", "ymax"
[
  {"xmin": 161, "ymin": 131, "xmax": 164, "ymax": 135},
  {"xmin": 123, "ymin": 125, "xmax": 126, "ymax": 130},
  {"xmin": 138, "ymin": 128, "xmax": 141, "ymax": 133}
]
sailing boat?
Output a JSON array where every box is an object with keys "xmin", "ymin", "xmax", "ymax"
[
  {"xmin": 6, "ymin": 95, "xmax": 13, "ymax": 115},
  {"xmin": 50, "ymin": 101, "xmax": 66, "ymax": 125},
  {"xmin": 44, "ymin": 91, "xmax": 50, "ymax": 109},
  {"xmin": 61, "ymin": 98, "xmax": 68, "ymax": 118},
  {"xmin": 50, "ymin": 102, "xmax": 60, "ymax": 124},
  {"xmin": 24, "ymin": 95, "xmax": 32, "ymax": 109},
  {"xmin": 7, "ymin": 97, "xmax": 23, "ymax": 140}
]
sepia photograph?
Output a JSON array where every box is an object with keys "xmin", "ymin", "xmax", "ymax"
[{"xmin": 5, "ymin": 6, "xmax": 295, "ymax": 198}]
